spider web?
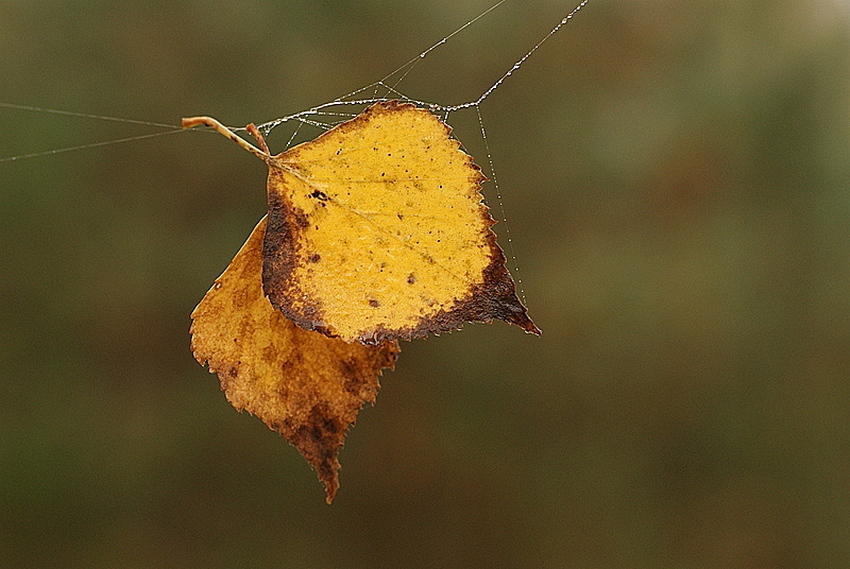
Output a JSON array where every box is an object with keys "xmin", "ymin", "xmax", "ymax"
[
  {"xmin": 0, "ymin": 0, "xmax": 588, "ymax": 163},
  {"xmin": 0, "ymin": 0, "xmax": 590, "ymax": 300},
  {"xmin": 247, "ymin": 0, "xmax": 590, "ymax": 138}
]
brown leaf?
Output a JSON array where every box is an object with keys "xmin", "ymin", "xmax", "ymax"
[{"xmin": 190, "ymin": 216, "xmax": 399, "ymax": 502}]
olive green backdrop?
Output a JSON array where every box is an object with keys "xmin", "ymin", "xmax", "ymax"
[{"xmin": 2, "ymin": 0, "xmax": 849, "ymax": 567}]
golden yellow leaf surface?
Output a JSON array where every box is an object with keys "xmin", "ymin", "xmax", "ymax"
[
  {"xmin": 262, "ymin": 101, "xmax": 539, "ymax": 343},
  {"xmin": 190, "ymin": 216, "xmax": 399, "ymax": 503}
]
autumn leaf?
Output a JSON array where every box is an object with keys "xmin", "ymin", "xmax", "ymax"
[
  {"xmin": 185, "ymin": 101, "xmax": 539, "ymax": 345},
  {"xmin": 184, "ymin": 101, "xmax": 538, "ymax": 502},
  {"xmin": 190, "ymin": 216, "xmax": 399, "ymax": 503}
]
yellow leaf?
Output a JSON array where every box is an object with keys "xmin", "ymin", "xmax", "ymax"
[
  {"xmin": 185, "ymin": 101, "xmax": 540, "ymax": 344},
  {"xmin": 190, "ymin": 216, "xmax": 399, "ymax": 503}
]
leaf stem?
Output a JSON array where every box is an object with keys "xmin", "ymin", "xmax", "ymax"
[{"xmin": 182, "ymin": 116, "xmax": 269, "ymax": 161}]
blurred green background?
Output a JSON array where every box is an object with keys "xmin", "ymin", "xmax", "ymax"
[{"xmin": 2, "ymin": 0, "xmax": 850, "ymax": 567}]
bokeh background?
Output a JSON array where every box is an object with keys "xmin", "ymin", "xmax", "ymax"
[{"xmin": 2, "ymin": 0, "xmax": 850, "ymax": 567}]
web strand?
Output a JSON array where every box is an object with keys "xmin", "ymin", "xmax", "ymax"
[
  {"xmin": 0, "ymin": 102, "xmax": 178, "ymax": 129},
  {"xmin": 473, "ymin": 104, "xmax": 527, "ymax": 304},
  {"xmin": 378, "ymin": 0, "xmax": 511, "ymax": 93},
  {"xmin": 0, "ymin": 129, "xmax": 186, "ymax": 163},
  {"xmin": 448, "ymin": 0, "xmax": 590, "ymax": 111}
]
